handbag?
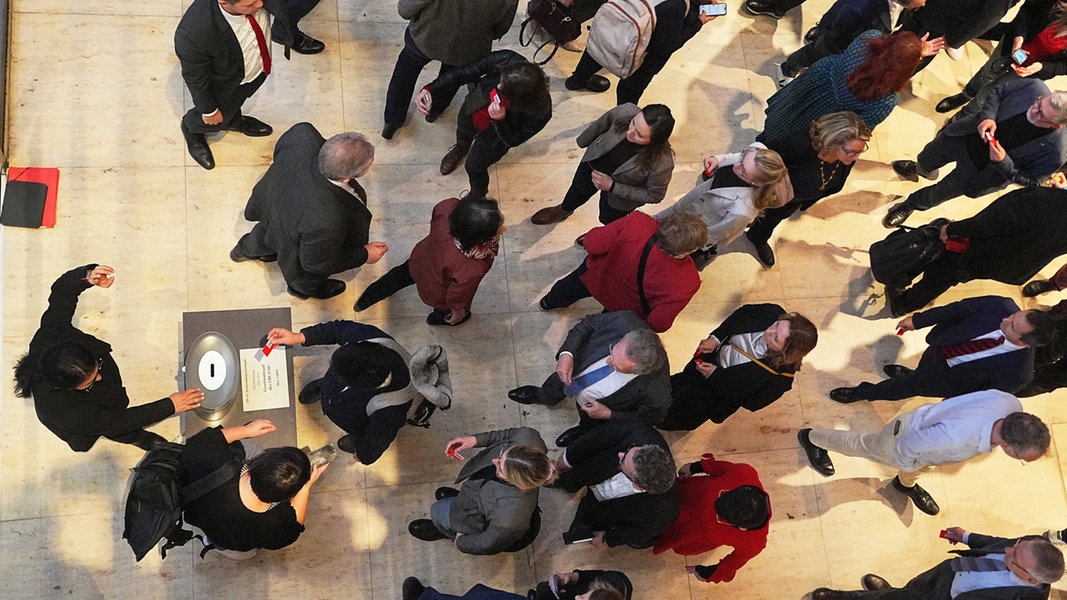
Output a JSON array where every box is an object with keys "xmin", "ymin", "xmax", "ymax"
[{"xmin": 519, "ymin": 0, "xmax": 581, "ymax": 64}]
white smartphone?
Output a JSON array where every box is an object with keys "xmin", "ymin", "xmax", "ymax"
[{"xmin": 700, "ymin": 3, "xmax": 728, "ymax": 16}]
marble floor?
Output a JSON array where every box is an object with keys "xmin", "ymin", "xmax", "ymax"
[{"xmin": 2, "ymin": 1, "xmax": 1067, "ymax": 599}]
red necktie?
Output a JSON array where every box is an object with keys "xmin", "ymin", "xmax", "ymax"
[
  {"xmin": 940, "ymin": 335, "xmax": 1005, "ymax": 360},
  {"xmin": 246, "ymin": 14, "xmax": 271, "ymax": 76}
]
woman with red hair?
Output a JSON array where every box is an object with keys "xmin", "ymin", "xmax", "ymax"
[{"xmin": 759, "ymin": 30, "xmax": 939, "ymax": 145}]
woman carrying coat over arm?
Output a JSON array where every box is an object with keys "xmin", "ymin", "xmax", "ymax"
[
  {"xmin": 531, "ymin": 103, "xmax": 675, "ymax": 226},
  {"xmin": 658, "ymin": 303, "xmax": 817, "ymax": 430}
]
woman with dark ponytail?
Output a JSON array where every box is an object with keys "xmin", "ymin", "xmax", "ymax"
[{"xmin": 14, "ymin": 264, "xmax": 204, "ymax": 452}]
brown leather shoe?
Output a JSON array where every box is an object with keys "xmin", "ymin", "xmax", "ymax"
[
  {"xmin": 440, "ymin": 145, "xmax": 467, "ymax": 175},
  {"xmin": 531, "ymin": 205, "xmax": 572, "ymax": 225}
]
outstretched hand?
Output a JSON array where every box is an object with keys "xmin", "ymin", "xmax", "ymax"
[{"xmin": 86, "ymin": 265, "xmax": 116, "ymax": 288}]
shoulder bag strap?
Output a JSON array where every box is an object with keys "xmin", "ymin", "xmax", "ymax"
[
  {"xmin": 179, "ymin": 452, "xmax": 243, "ymax": 504},
  {"xmin": 636, "ymin": 235, "xmax": 657, "ymax": 317},
  {"xmin": 726, "ymin": 341, "xmax": 794, "ymax": 378}
]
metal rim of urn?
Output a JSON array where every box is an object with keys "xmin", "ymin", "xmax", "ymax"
[{"xmin": 183, "ymin": 331, "xmax": 239, "ymax": 421}]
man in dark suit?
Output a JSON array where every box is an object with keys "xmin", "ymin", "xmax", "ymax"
[
  {"xmin": 230, "ymin": 122, "xmax": 389, "ymax": 300},
  {"xmin": 507, "ymin": 311, "xmax": 670, "ymax": 447},
  {"xmin": 557, "ymin": 420, "xmax": 679, "ymax": 550},
  {"xmin": 886, "ymin": 79, "xmax": 1067, "ymax": 227},
  {"xmin": 884, "ymin": 187, "xmax": 1067, "ymax": 315},
  {"xmin": 831, "ymin": 296, "xmax": 1052, "ymax": 403},
  {"xmin": 809, "ymin": 527, "xmax": 1064, "ymax": 600},
  {"xmin": 175, "ymin": 0, "xmax": 324, "ymax": 170}
]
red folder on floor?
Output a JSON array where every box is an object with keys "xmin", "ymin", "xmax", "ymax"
[{"xmin": 2, "ymin": 167, "xmax": 59, "ymax": 228}]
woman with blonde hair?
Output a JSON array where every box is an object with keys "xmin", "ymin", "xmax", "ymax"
[
  {"xmin": 746, "ymin": 111, "xmax": 872, "ymax": 267},
  {"xmin": 655, "ymin": 143, "xmax": 792, "ymax": 269},
  {"xmin": 408, "ymin": 427, "xmax": 555, "ymax": 555}
]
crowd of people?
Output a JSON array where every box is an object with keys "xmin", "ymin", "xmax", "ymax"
[{"xmin": 15, "ymin": 0, "xmax": 1067, "ymax": 596}]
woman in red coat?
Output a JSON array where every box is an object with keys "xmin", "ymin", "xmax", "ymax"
[
  {"xmin": 653, "ymin": 454, "xmax": 771, "ymax": 584},
  {"xmin": 538, "ymin": 211, "xmax": 706, "ymax": 333},
  {"xmin": 355, "ymin": 197, "xmax": 504, "ymax": 326}
]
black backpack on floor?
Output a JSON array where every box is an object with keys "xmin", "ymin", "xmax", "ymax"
[
  {"xmin": 869, "ymin": 218, "xmax": 949, "ymax": 288},
  {"xmin": 121, "ymin": 441, "xmax": 241, "ymax": 561}
]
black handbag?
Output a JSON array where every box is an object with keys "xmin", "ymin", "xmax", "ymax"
[{"xmin": 519, "ymin": 0, "xmax": 581, "ymax": 64}]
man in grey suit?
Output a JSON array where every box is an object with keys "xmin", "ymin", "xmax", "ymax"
[
  {"xmin": 809, "ymin": 527, "xmax": 1063, "ymax": 600},
  {"xmin": 230, "ymin": 122, "xmax": 389, "ymax": 300},
  {"xmin": 508, "ymin": 311, "xmax": 671, "ymax": 447},
  {"xmin": 886, "ymin": 78, "xmax": 1067, "ymax": 227},
  {"xmin": 407, "ymin": 427, "xmax": 552, "ymax": 555}
]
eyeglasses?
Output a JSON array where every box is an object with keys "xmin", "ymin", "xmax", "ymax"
[
  {"xmin": 841, "ymin": 142, "xmax": 869, "ymax": 157},
  {"xmin": 80, "ymin": 357, "xmax": 104, "ymax": 392}
]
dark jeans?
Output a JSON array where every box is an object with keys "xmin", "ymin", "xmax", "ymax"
[
  {"xmin": 383, "ymin": 28, "xmax": 461, "ymax": 126},
  {"xmin": 904, "ymin": 134, "xmax": 1005, "ymax": 211},
  {"xmin": 357, "ymin": 260, "xmax": 415, "ymax": 309},
  {"xmin": 109, "ymin": 429, "xmax": 167, "ymax": 451},
  {"xmin": 561, "ymin": 162, "xmax": 631, "ymax": 224},
  {"xmin": 571, "ymin": 50, "xmax": 673, "ymax": 105},
  {"xmin": 541, "ymin": 261, "xmax": 592, "ymax": 309},
  {"xmin": 896, "ymin": 253, "xmax": 967, "ymax": 315},
  {"xmin": 182, "ymin": 72, "xmax": 268, "ymax": 135},
  {"xmin": 456, "ymin": 114, "xmax": 512, "ymax": 199},
  {"xmin": 271, "ymin": 0, "xmax": 321, "ymax": 37}
]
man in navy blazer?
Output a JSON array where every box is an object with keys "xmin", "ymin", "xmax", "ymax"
[
  {"xmin": 556, "ymin": 420, "xmax": 680, "ymax": 550},
  {"xmin": 831, "ymin": 296, "xmax": 1054, "ymax": 403},
  {"xmin": 507, "ymin": 311, "xmax": 671, "ymax": 446},
  {"xmin": 810, "ymin": 528, "xmax": 1063, "ymax": 600},
  {"xmin": 174, "ymin": 0, "xmax": 323, "ymax": 170},
  {"xmin": 886, "ymin": 78, "xmax": 1067, "ymax": 227}
]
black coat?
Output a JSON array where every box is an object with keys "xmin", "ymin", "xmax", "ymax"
[
  {"xmin": 660, "ymin": 304, "xmax": 797, "ymax": 429},
  {"xmin": 174, "ymin": 0, "xmax": 294, "ymax": 114},
  {"xmin": 28, "ymin": 266, "xmax": 174, "ymax": 451},
  {"xmin": 243, "ymin": 123, "xmax": 373, "ymax": 286},
  {"xmin": 946, "ymin": 187, "xmax": 1067, "ymax": 284}
]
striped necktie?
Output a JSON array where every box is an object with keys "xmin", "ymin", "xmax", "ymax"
[{"xmin": 940, "ymin": 335, "xmax": 1005, "ymax": 360}]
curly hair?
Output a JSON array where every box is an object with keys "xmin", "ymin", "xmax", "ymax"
[
  {"xmin": 845, "ymin": 31, "xmax": 923, "ymax": 101},
  {"xmin": 629, "ymin": 445, "xmax": 675, "ymax": 494}
]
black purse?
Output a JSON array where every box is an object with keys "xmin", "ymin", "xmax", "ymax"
[{"xmin": 519, "ymin": 0, "xmax": 581, "ymax": 64}]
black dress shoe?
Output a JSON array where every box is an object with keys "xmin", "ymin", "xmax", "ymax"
[
  {"xmin": 440, "ymin": 144, "xmax": 468, "ymax": 175},
  {"xmin": 798, "ymin": 428, "xmax": 835, "ymax": 477},
  {"xmin": 891, "ymin": 476, "xmax": 940, "ymax": 515},
  {"xmin": 804, "ymin": 23, "xmax": 821, "ymax": 44},
  {"xmin": 555, "ymin": 426, "xmax": 587, "ymax": 447},
  {"xmin": 299, "ymin": 379, "xmax": 324, "ymax": 404},
  {"xmin": 435, "ymin": 487, "xmax": 459, "ymax": 500},
  {"xmin": 1023, "ymin": 279, "xmax": 1056, "ymax": 297},
  {"xmin": 862, "ymin": 574, "xmax": 891, "ymax": 591},
  {"xmin": 564, "ymin": 74, "xmax": 611, "ymax": 93},
  {"xmin": 743, "ymin": 0, "xmax": 787, "ymax": 18},
  {"xmin": 508, "ymin": 385, "xmax": 541, "ymax": 405},
  {"xmin": 288, "ymin": 279, "xmax": 346, "ymax": 300},
  {"xmin": 337, "ymin": 434, "xmax": 358, "ymax": 454},
  {"xmin": 381, "ymin": 121, "xmax": 402, "ymax": 140},
  {"xmin": 882, "ymin": 364, "xmax": 913, "ymax": 378},
  {"xmin": 230, "ymin": 246, "xmax": 277, "ymax": 263},
  {"xmin": 746, "ymin": 231, "xmax": 776, "ymax": 267},
  {"xmin": 810, "ymin": 588, "xmax": 843, "ymax": 600},
  {"xmin": 291, "ymin": 31, "xmax": 326, "ymax": 55},
  {"xmin": 882, "ymin": 202, "xmax": 915, "ymax": 228},
  {"xmin": 829, "ymin": 387, "xmax": 862, "ymax": 404},
  {"xmin": 891, "ymin": 160, "xmax": 919, "ymax": 183},
  {"xmin": 227, "ymin": 115, "xmax": 273, "ymax": 137},
  {"xmin": 936, "ymin": 92, "xmax": 971, "ymax": 114},
  {"xmin": 691, "ymin": 246, "xmax": 718, "ymax": 271},
  {"xmin": 408, "ymin": 519, "xmax": 448, "ymax": 541},
  {"xmin": 181, "ymin": 122, "xmax": 215, "ymax": 170},
  {"xmin": 403, "ymin": 577, "xmax": 426, "ymax": 600},
  {"xmin": 426, "ymin": 309, "xmax": 472, "ymax": 326}
]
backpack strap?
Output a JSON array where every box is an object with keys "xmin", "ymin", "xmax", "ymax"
[
  {"xmin": 636, "ymin": 235, "xmax": 657, "ymax": 317},
  {"xmin": 179, "ymin": 452, "xmax": 242, "ymax": 504}
]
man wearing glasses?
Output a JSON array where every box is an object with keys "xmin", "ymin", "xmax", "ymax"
[
  {"xmin": 507, "ymin": 311, "xmax": 670, "ymax": 447},
  {"xmin": 13, "ymin": 264, "xmax": 203, "ymax": 452},
  {"xmin": 808, "ymin": 527, "xmax": 1064, "ymax": 600},
  {"xmin": 886, "ymin": 79, "xmax": 1067, "ymax": 228}
]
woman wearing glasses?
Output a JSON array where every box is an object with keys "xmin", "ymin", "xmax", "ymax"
[
  {"xmin": 13, "ymin": 264, "xmax": 203, "ymax": 452},
  {"xmin": 745, "ymin": 112, "xmax": 872, "ymax": 267}
]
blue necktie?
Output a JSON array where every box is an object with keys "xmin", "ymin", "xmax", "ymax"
[{"xmin": 564, "ymin": 364, "xmax": 614, "ymax": 396}]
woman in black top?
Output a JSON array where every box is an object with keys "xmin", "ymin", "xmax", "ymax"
[
  {"xmin": 182, "ymin": 420, "xmax": 327, "ymax": 555},
  {"xmin": 745, "ymin": 112, "xmax": 871, "ymax": 267},
  {"xmin": 13, "ymin": 264, "xmax": 203, "ymax": 451}
]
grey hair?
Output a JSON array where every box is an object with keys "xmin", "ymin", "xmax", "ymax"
[
  {"xmin": 621, "ymin": 328, "xmax": 666, "ymax": 375},
  {"xmin": 317, "ymin": 132, "xmax": 375, "ymax": 180}
]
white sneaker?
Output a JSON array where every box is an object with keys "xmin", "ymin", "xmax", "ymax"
[
  {"xmin": 775, "ymin": 63, "xmax": 795, "ymax": 89},
  {"xmin": 945, "ymin": 46, "xmax": 963, "ymax": 61},
  {"xmin": 1046, "ymin": 529, "xmax": 1065, "ymax": 544}
]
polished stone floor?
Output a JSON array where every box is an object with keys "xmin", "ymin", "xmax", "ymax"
[{"xmin": 2, "ymin": 1, "xmax": 1067, "ymax": 599}]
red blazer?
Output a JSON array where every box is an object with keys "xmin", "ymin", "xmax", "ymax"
[
  {"xmin": 579, "ymin": 212, "xmax": 701, "ymax": 332},
  {"xmin": 409, "ymin": 198, "xmax": 495, "ymax": 313},
  {"xmin": 652, "ymin": 454, "xmax": 770, "ymax": 583}
]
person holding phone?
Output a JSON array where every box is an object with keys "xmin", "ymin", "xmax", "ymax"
[{"xmin": 936, "ymin": 0, "xmax": 1067, "ymax": 113}]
